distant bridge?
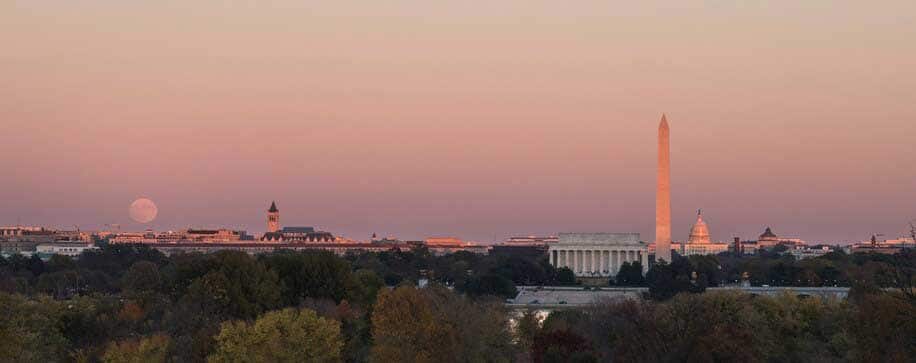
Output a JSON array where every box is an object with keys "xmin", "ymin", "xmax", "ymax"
[
  {"xmin": 508, "ymin": 286, "xmax": 850, "ymax": 309},
  {"xmin": 709, "ymin": 286, "xmax": 849, "ymax": 299}
]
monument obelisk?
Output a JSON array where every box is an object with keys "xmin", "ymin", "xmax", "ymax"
[{"xmin": 655, "ymin": 114, "xmax": 672, "ymax": 263}]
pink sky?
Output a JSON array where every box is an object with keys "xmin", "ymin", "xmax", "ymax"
[{"xmin": 2, "ymin": 1, "xmax": 915, "ymax": 243}]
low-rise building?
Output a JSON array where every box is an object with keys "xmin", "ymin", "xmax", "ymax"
[
  {"xmin": 677, "ymin": 241, "xmax": 730, "ymax": 256},
  {"xmin": 503, "ymin": 236, "xmax": 559, "ymax": 246},
  {"xmin": 421, "ymin": 237, "xmax": 490, "ymax": 255},
  {"xmin": 186, "ymin": 229, "xmax": 245, "ymax": 242},
  {"xmin": 786, "ymin": 245, "xmax": 833, "ymax": 259},
  {"xmin": 261, "ymin": 226, "xmax": 335, "ymax": 242},
  {"xmin": 142, "ymin": 241, "xmax": 397, "ymax": 256},
  {"xmin": 35, "ymin": 242, "xmax": 98, "ymax": 258},
  {"xmin": 109, "ymin": 229, "xmax": 252, "ymax": 244},
  {"xmin": 1, "ymin": 226, "xmax": 92, "ymax": 255},
  {"xmin": 0, "ymin": 226, "xmax": 45, "ymax": 238},
  {"xmin": 848, "ymin": 235, "xmax": 914, "ymax": 255},
  {"xmin": 1, "ymin": 226, "xmax": 87, "ymax": 243},
  {"xmin": 0, "ymin": 241, "xmax": 42, "ymax": 256}
]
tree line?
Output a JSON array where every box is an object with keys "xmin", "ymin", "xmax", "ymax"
[
  {"xmin": 0, "ymin": 245, "xmax": 914, "ymax": 362},
  {"xmin": 515, "ymin": 287, "xmax": 915, "ymax": 362}
]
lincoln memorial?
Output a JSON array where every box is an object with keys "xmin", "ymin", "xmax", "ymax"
[{"xmin": 548, "ymin": 233, "xmax": 649, "ymax": 277}]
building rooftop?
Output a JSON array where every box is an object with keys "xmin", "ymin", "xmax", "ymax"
[
  {"xmin": 187, "ymin": 229, "xmax": 236, "ymax": 235},
  {"xmin": 556, "ymin": 233, "xmax": 642, "ymax": 246},
  {"xmin": 425, "ymin": 237, "xmax": 464, "ymax": 246},
  {"xmin": 280, "ymin": 227, "xmax": 315, "ymax": 233}
]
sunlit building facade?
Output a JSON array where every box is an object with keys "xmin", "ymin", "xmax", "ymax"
[{"xmin": 548, "ymin": 233, "xmax": 648, "ymax": 277}]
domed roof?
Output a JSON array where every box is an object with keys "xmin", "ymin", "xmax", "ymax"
[
  {"xmin": 759, "ymin": 227, "xmax": 777, "ymax": 239},
  {"xmin": 687, "ymin": 210, "xmax": 711, "ymax": 244}
]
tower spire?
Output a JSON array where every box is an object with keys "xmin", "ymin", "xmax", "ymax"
[
  {"xmin": 655, "ymin": 114, "xmax": 672, "ymax": 263},
  {"xmin": 267, "ymin": 201, "xmax": 280, "ymax": 233}
]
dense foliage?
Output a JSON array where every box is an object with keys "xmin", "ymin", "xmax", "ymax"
[
  {"xmin": 631, "ymin": 250, "xmax": 916, "ymax": 301},
  {"xmin": 0, "ymin": 246, "xmax": 913, "ymax": 362},
  {"xmin": 371, "ymin": 285, "xmax": 514, "ymax": 362},
  {"xmin": 209, "ymin": 307, "xmax": 343, "ymax": 362}
]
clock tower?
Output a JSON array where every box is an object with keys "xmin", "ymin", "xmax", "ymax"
[{"xmin": 267, "ymin": 201, "xmax": 280, "ymax": 233}]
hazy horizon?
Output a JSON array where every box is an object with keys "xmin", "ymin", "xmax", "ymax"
[{"xmin": 3, "ymin": 1, "xmax": 915, "ymax": 243}]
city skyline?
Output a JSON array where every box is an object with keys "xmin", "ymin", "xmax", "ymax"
[
  {"xmin": 3, "ymin": 3, "xmax": 914, "ymax": 362},
  {"xmin": 3, "ymin": 2, "xmax": 916, "ymax": 243},
  {"xmin": 4, "ymin": 132, "xmax": 913, "ymax": 245}
]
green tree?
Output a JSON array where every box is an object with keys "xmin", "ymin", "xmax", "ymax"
[
  {"xmin": 209, "ymin": 307, "xmax": 342, "ymax": 363},
  {"xmin": 463, "ymin": 273, "xmax": 517, "ymax": 299},
  {"xmin": 349, "ymin": 269, "xmax": 384, "ymax": 308},
  {"xmin": 614, "ymin": 262, "xmax": 645, "ymax": 286},
  {"xmin": 58, "ymin": 295, "xmax": 120, "ymax": 356},
  {"xmin": 751, "ymin": 293, "xmax": 851, "ymax": 361},
  {"xmin": 655, "ymin": 292, "xmax": 771, "ymax": 362},
  {"xmin": 261, "ymin": 250, "xmax": 354, "ymax": 305},
  {"xmin": 424, "ymin": 286, "xmax": 515, "ymax": 361},
  {"xmin": 555, "ymin": 267, "xmax": 576, "ymax": 285},
  {"xmin": 102, "ymin": 334, "xmax": 171, "ymax": 363},
  {"xmin": 489, "ymin": 256, "xmax": 551, "ymax": 285},
  {"xmin": 646, "ymin": 258, "xmax": 703, "ymax": 301},
  {"xmin": 514, "ymin": 310, "xmax": 541, "ymax": 350},
  {"xmin": 849, "ymin": 291, "xmax": 916, "ymax": 361},
  {"xmin": 531, "ymin": 329, "xmax": 597, "ymax": 363},
  {"xmin": 430, "ymin": 251, "xmax": 477, "ymax": 287},
  {"xmin": 540, "ymin": 309, "xmax": 590, "ymax": 336},
  {"xmin": 78, "ymin": 244, "xmax": 166, "ymax": 280},
  {"xmin": 121, "ymin": 261, "xmax": 163, "ymax": 307},
  {"xmin": 160, "ymin": 252, "xmax": 216, "ymax": 300},
  {"xmin": 46, "ymin": 254, "xmax": 77, "ymax": 272},
  {"xmin": 687, "ymin": 254, "xmax": 722, "ymax": 287},
  {"xmin": 121, "ymin": 261, "xmax": 161, "ymax": 293},
  {"xmin": 36, "ymin": 270, "xmax": 81, "ymax": 299},
  {"xmin": 166, "ymin": 251, "xmax": 282, "ymax": 362},
  {"xmin": 181, "ymin": 251, "xmax": 281, "ymax": 320},
  {"xmin": 370, "ymin": 286, "xmax": 441, "ymax": 362},
  {"xmin": 371, "ymin": 285, "xmax": 514, "ymax": 362},
  {"xmin": 586, "ymin": 298, "xmax": 667, "ymax": 361},
  {"xmin": 0, "ymin": 293, "xmax": 69, "ymax": 362},
  {"xmin": 26, "ymin": 254, "xmax": 46, "ymax": 277}
]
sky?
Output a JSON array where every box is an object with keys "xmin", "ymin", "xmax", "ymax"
[{"xmin": 2, "ymin": 1, "xmax": 915, "ymax": 244}]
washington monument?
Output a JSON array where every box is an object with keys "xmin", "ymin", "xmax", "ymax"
[{"xmin": 655, "ymin": 114, "xmax": 672, "ymax": 262}]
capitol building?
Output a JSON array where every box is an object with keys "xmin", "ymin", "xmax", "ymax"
[{"xmin": 677, "ymin": 210, "xmax": 730, "ymax": 256}]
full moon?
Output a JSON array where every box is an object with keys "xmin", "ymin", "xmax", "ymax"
[{"xmin": 129, "ymin": 198, "xmax": 158, "ymax": 224}]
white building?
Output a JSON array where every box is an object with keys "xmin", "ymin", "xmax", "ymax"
[
  {"xmin": 786, "ymin": 245, "xmax": 833, "ymax": 260},
  {"xmin": 503, "ymin": 236, "xmax": 559, "ymax": 246},
  {"xmin": 548, "ymin": 233, "xmax": 648, "ymax": 278},
  {"xmin": 679, "ymin": 241, "xmax": 730, "ymax": 256},
  {"xmin": 36, "ymin": 242, "xmax": 98, "ymax": 257}
]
